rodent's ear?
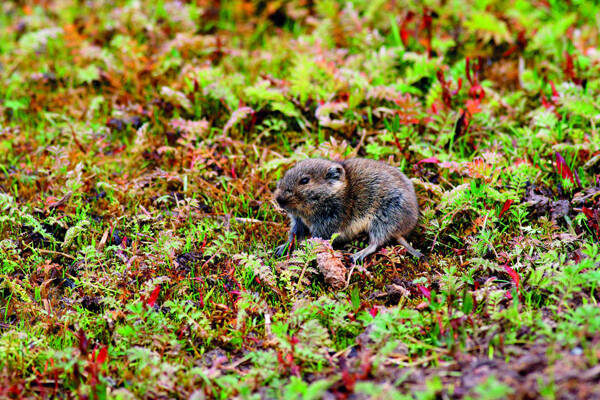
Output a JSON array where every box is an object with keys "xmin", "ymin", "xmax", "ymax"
[{"xmin": 325, "ymin": 165, "xmax": 344, "ymax": 180}]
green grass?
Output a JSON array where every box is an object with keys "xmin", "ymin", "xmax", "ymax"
[{"xmin": 1, "ymin": 0, "xmax": 600, "ymax": 398}]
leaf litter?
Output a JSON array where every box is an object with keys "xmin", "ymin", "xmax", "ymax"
[{"xmin": 0, "ymin": 1, "xmax": 600, "ymax": 399}]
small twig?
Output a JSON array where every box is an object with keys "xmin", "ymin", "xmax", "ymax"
[
  {"xmin": 404, "ymin": 336, "xmax": 449, "ymax": 353},
  {"xmin": 199, "ymin": 245, "xmax": 223, "ymax": 272},
  {"xmin": 96, "ymin": 227, "xmax": 110, "ymax": 251},
  {"xmin": 232, "ymin": 217, "xmax": 279, "ymax": 225},
  {"xmin": 23, "ymin": 243, "xmax": 76, "ymax": 260},
  {"xmin": 47, "ymin": 191, "xmax": 72, "ymax": 209},
  {"xmin": 223, "ymin": 354, "xmax": 252, "ymax": 371},
  {"xmin": 198, "ymin": 213, "xmax": 282, "ymax": 226},
  {"xmin": 353, "ymin": 128, "xmax": 368, "ymax": 155},
  {"xmin": 294, "ymin": 261, "xmax": 309, "ymax": 293},
  {"xmin": 66, "ymin": 122, "xmax": 87, "ymax": 153},
  {"xmin": 76, "ymin": 279, "xmax": 119, "ymax": 295},
  {"xmin": 331, "ymin": 344, "xmax": 356, "ymax": 359},
  {"xmin": 343, "ymin": 262, "xmax": 356, "ymax": 290},
  {"xmin": 383, "ymin": 353, "xmax": 447, "ymax": 367}
]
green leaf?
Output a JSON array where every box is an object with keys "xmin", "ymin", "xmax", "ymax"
[{"xmin": 77, "ymin": 65, "xmax": 100, "ymax": 84}]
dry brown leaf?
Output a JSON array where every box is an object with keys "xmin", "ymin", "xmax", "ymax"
[{"xmin": 313, "ymin": 239, "xmax": 346, "ymax": 290}]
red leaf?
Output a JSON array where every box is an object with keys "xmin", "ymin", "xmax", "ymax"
[
  {"xmin": 421, "ymin": 8, "xmax": 433, "ymax": 57},
  {"xmin": 112, "ymin": 144, "xmax": 126, "ymax": 154},
  {"xmin": 77, "ymin": 329, "xmax": 89, "ymax": 355},
  {"xmin": 368, "ymin": 306, "xmax": 378, "ymax": 317},
  {"xmin": 574, "ymin": 169, "xmax": 582, "ymax": 188},
  {"xmin": 550, "ymin": 80, "xmax": 559, "ymax": 98},
  {"xmin": 436, "ymin": 70, "xmax": 452, "ymax": 107},
  {"xmin": 582, "ymin": 206, "xmax": 594, "ymax": 219},
  {"xmin": 465, "ymin": 98, "xmax": 481, "ymax": 116},
  {"xmin": 417, "ymin": 284, "xmax": 431, "ymax": 300},
  {"xmin": 503, "ymin": 264, "xmax": 520, "ymax": 290},
  {"xmin": 452, "ymin": 77, "xmax": 462, "ymax": 95},
  {"xmin": 541, "ymin": 92, "xmax": 552, "ymax": 109},
  {"xmin": 400, "ymin": 11, "xmax": 415, "ymax": 47},
  {"xmin": 146, "ymin": 285, "xmax": 161, "ymax": 307},
  {"xmin": 342, "ymin": 369, "xmax": 356, "ymax": 391},
  {"xmin": 582, "ymin": 207, "xmax": 600, "ymax": 235},
  {"xmin": 436, "ymin": 69, "xmax": 445, "ymax": 84},
  {"xmin": 564, "ymin": 52, "xmax": 582, "ymax": 85},
  {"xmin": 564, "ymin": 52, "xmax": 575, "ymax": 81},
  {"xmin": 96, "ymin": 346, "xmax": 108, "ymax": 364},
  {"xmin": 400, "ymin": 27, "xmax": 409, "ymax": 46},
  {"xmin": 498, "ymin": 199, "xmax": 514, "ymax": 218},
  {"xmin": 417, "ymin": 157, "xmax": 439, "ymax": 165},
  {"xmin": 502, "ymin": 44, "xmax": 518, "ymax": 57},
  {"xmin": 555, "ymin": 152, "xmax": 574, "ymax": 184}
]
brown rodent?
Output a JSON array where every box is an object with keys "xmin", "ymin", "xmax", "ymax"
[{"xmin": 273, "ymin": 158, "xmax": 422, "ymax": 263}]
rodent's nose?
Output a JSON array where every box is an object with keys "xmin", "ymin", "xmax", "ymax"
[{"xmin": 276, "ymin": 195, "xmax": 288, "ymax": 207}]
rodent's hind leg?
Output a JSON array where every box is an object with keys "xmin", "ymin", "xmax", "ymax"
[
  {"xmin": 394, "ymin": 234, "xmax": 423, "ymax": 259},
  {"xmin": 350, "ymin": 217, "xmax": 394, "ymax": 263},
  {"xmin": 351, "ymin": 235, "xmax": 385, "ymax": 264}
]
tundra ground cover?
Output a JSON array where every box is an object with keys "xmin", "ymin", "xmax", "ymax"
[{"xmin": 1, "ymin": 1, "xmax": 600, "ymax": 398}]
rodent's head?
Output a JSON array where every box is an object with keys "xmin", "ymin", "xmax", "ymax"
[{"xmin": 274, "ymin": 159, "xmax": 346, "ymax": 218}]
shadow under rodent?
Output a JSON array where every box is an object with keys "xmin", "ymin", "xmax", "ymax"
[{"xmin": 273, "ymin": 158, "xmax": 422, "ymax": 263}]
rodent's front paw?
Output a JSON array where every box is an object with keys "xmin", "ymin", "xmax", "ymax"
[{"xmin": 274, "ymin": 243, "xmax": 290, "ymax": 257}]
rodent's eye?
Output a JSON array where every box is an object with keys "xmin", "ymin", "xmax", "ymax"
[{"xmin": 299, "ymin": 177, "xmax": 310, "ymax": 185}]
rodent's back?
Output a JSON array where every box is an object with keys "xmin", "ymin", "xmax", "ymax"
[{"xmin": 341, "ymin": 158, "xmax": 419, "ymax": 236}]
